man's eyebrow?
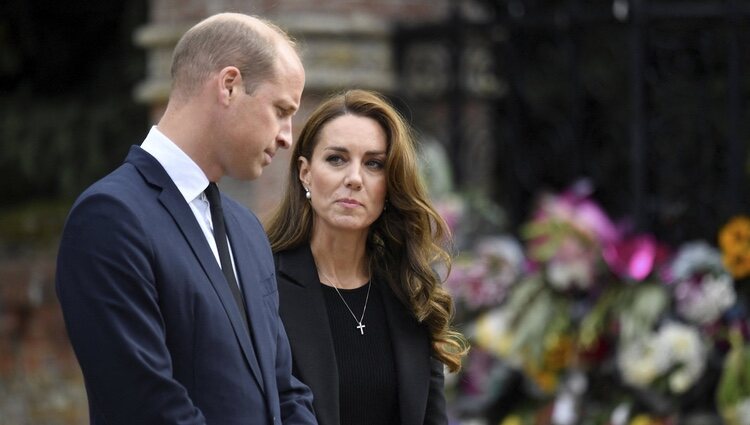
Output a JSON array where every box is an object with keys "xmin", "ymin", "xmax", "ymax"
[
  {"xmin": 276, "ymin": 97, "xmax": 298, "ymax": 113},
  {"xmin": 277, "ymin": 103, "xmax": 296, "ymax": 114}
]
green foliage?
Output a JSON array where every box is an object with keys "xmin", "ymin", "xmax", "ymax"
[
  {"xmin": 0, "ymin": 199, "xmax": 70, "ymax": 249},
  {"xmin": 0, "ymin": 94, "xmax": 144, "ymax": 203},
  {"xmin": 716, "ymin": 329, "xmax": 750, "ymax": 418},
  {"xmin": 0, "ymin": 0, "xmax": 147, "ymax": 206},
  {"xmin": 506, "ymin": 275, "xmax": 551, "ymax": 362},
  {"xmin": 616, "ymin": 283, "xmax": 669, "ymax": 344}
]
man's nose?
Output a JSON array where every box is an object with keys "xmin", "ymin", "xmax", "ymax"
[{"xmin": 277, "ymin": 118, "xmax": 293, "ymax": 149}]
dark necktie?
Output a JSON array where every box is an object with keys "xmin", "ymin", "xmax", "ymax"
[{"xmin": 205, "ymin": 183, "xmax": 249, "ymax": 333}]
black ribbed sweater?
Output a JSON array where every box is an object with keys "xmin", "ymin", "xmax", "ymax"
[{"xmin": 320, "ymin": 282, "xmax": 401, "ymax": 425}]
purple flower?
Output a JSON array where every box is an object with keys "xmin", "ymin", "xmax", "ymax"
[{"xmin": 445, "ymin": 236, "xmax": 525, "ymax": 309}]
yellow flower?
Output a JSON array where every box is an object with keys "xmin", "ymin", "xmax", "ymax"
[
  {"xmin": 475, "ymin": 309, "xmax": 515, "ymax": 359},
  {"xmin": 629, "ymin": 414, "xmax": 656, "ymax": 425},
  {"xmin": 719, "ymin": 216, "xmax": 750, "ymax": 278},
  {"xmin": 526, "ymin": 366, "xmax": 558, "ymax": 393},
  {"xmin": 543, "ymin": 333, "xmax": 575, "ymax": 371},
  {"xmin": 499, "ymin": 415, "xmax": 523, "ymax": 425}
]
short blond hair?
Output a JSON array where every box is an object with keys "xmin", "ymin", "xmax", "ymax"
[{"xmin": 170, "ymin": 13, "xmax": 296, "ymax": 100}]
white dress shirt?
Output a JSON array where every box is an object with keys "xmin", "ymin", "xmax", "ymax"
[{"xmin": 140, "ymin": 126, "xmax": 240, "ymax": 285}]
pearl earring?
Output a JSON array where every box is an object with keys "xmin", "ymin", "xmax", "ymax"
[{"xmin": 305, "ymin": 187, "xmax": 311, "ymax": 200}]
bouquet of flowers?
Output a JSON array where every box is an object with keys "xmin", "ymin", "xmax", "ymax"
[{"xmin": 441, "ymin": 183, "xmax": 749, "ymax": 424}]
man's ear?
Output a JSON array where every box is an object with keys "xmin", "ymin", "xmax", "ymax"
[{"xmin": 218, "ymin": 66, "xmax": 242, "ymax": 105}]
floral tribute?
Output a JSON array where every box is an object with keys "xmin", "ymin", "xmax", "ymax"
[{"xmin": 442, "ymin": 182, "xmax": 749, "ymax": 425}]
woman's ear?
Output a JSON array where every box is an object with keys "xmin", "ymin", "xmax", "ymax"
[{"xmin": 298, "ymin": 156, "xmax": 311, "ymax": 187}]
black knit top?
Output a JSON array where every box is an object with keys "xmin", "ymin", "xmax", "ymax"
[{"xmin": 320, "ymin": 282, "xmax": 401, "ymax": 425}]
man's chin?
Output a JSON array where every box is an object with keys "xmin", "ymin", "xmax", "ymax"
[{"xmin": 229, "ymin": 168, "xmax": 262, "ymax": 181}]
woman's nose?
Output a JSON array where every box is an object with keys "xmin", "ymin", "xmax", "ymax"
[{"xmin": 344, "ymin": 166, "xmax": 363, "ymax": 190}]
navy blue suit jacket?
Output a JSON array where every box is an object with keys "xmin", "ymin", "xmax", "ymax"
[{"xmin": 56, "ymin": 146, "xmax": 316, "ymax": 425}]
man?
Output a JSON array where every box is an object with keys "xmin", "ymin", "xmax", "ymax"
[{"xmin": 56, "ymin": 13, "xmax": 316, "ymax": 425}]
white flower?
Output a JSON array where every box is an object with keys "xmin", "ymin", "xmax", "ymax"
[
  {"xmin": 738, "ymin": 398, "xmax": 750, "ymax": 425},
  {"xmin": 659, "ymin": 322, "xmax": 700, "ymax": 360},
  {"xmin": 551, "ymin": 392, "xmax": 576, "ymax": 425},
  {"xmin": 670, "ymin": 241, "xmax": 725, "ymax": 280},
  {"xmin": 617, "ymin": 337, "xmax": 669, "ymax": 387},
  {"xmin": 676, "ymin": 273, "xmax": 736, "ymax": 324},
  {"xmin": 617, "ymin": 321, "xmax": 707, "ymax": 393},
  {"xmin": 658, "ymin": 321, "xmax": 707, "ymax": 393},
  {"xmin": 547, "ymin": 258, "xmax": 594, "ymax": 291},
  {"xmin": 610, "ymin": 403, "xmax": 631, "ymax": 425},
  {"xmin": 668, "ymin": 369, "xmax": 693, "ymax": 394}
]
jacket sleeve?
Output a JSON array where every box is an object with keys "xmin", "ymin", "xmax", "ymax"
[
  {"xmin": 56, "ymin": 193, "xmax": 206, "ymax": 425},
  {"xmin": 272, "ymin": 293, "xmax": 318, "ymax": 424},
  {"xmin": 424, "ymin": 357, "xmax": 449, "ymax": 425}
]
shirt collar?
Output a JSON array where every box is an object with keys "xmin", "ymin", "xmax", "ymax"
[{"xmin": 140, "ymin": 126, "xmax": 209, "ymax": 203}]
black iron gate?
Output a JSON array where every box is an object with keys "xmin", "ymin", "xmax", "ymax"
[{"xmin": 395, "ymin": 0, "xmax": 750, "ymax": 244}]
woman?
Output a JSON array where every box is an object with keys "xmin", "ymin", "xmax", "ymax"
[{"xmin": 266, "ymin": 89, "xmax": 467, "ymax": 425}]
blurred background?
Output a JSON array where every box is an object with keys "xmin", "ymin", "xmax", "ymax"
[{"xmin": 1, "ymin": 0, "xmax": 749, "ymax": 424}]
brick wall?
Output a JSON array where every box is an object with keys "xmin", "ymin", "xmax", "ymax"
[{"xmin": 0, "ymin": 248, "xmax": 87, "ymax": 424}]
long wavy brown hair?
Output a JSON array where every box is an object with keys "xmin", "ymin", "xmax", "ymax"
[{"xmin": 266, "ymin": 89, "xmax": 468, "ymax": 372}]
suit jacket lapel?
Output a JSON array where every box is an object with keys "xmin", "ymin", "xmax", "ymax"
[
  {"xmin": 223, "ymin": 207, "xmax": 269, "ymax": 394},
  {"xmin": 379, "ymin": 283, "xmax": 431, "ymax": 425},
  {"xmin": 126, "ymin": 146, "xmax": 265, "ymax": 393},
  {"xmin": 276, "ymin": 245, "xmax": 340, "ymax": 425}
]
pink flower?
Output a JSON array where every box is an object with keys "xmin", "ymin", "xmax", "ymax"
[
  {"xmin": 434, "ymin": 195, "xmax": 465, "ymax": 235},
  {"xmin": 603, "ymin": 234, "xmax": 670, "ymax": 281},
  {"xmin": 532, "ymin": 181, "xmax": 619, "ymax": 246}
]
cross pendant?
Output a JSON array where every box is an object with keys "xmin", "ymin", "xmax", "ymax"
[{"xmin": 356, "ymin": 322, "xmax": 366, "ymax": 335}]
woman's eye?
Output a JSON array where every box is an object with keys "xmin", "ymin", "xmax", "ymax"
[
  {"xmin": 366, "ymin": 160, "xmax": 384, "ymax": 170},
  {"xmin": 326, "ymin": 155, "xmax": 345, "ymax": 165}
]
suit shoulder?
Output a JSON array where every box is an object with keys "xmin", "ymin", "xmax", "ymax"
[
  {"xmin": 63, "ymin": 164, "xmax": 157, "ymax": 243},
  {"xmin": 77, "ymin": 163, "xmax": 151, "ymax": 205},
  {"xmin": 223, "ymin": 196, "xmax": 263, "ymax": 227}
]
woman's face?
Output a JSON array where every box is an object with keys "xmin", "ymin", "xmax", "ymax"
[{"xmin": 299, "ymin": 114, "xmax": 388, "ymax": 236}]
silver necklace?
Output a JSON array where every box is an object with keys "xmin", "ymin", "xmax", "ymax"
[{"xmin": 319, "ymin": 270, "xmax": 371, "ymax": 335}]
